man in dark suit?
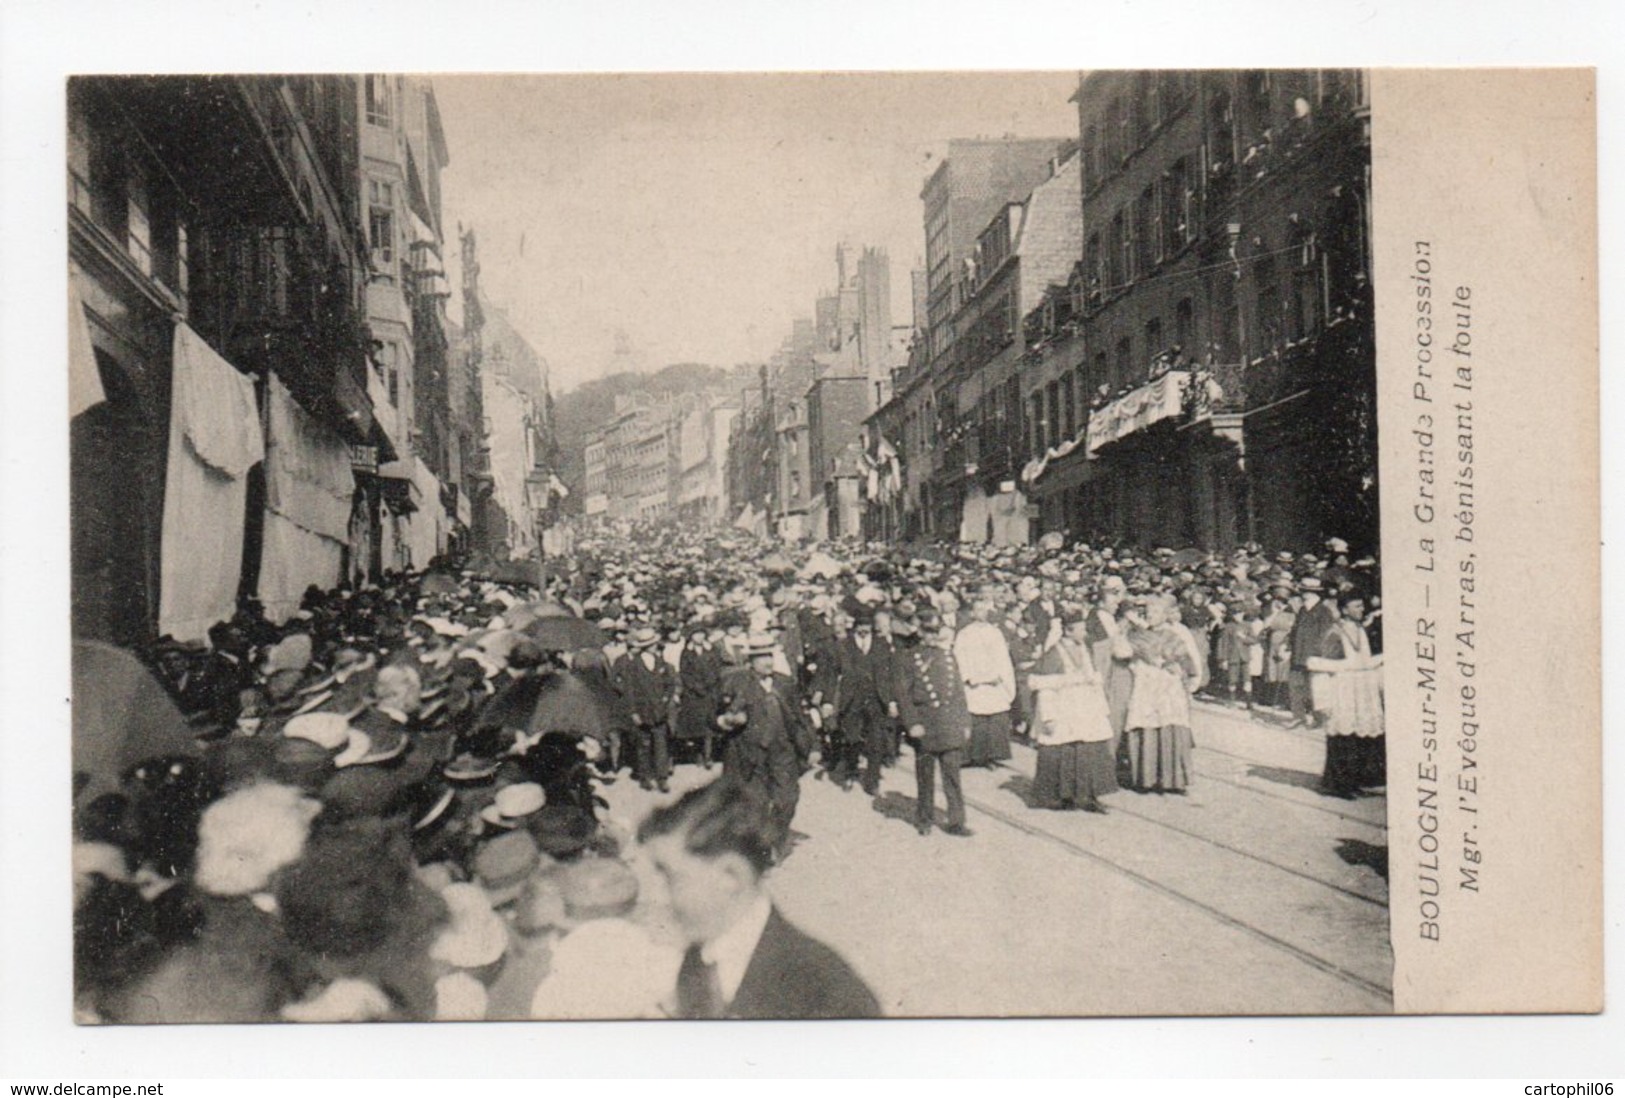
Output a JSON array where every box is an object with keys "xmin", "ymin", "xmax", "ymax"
[
  {"xmin": 613, "ymin": 626, "xmax": 676, "ymax": 792},
  {"xmin": 831, "ymin": 602, "xmax": 899, "ymax": 796},
  {"xmin": 716, "ymin": 634, "xmax": 815, "ymax": 859},
  {"xmin": 1287, "ymin": 577, "xmax": 1337, "ymax": 729},
  {"xmin": 896, "ymin": 610, "xmax": 973, "ymax": 837},
  {"xmin": 638, "ymin": 778, "xmax": 881, "ymax": 1019}
]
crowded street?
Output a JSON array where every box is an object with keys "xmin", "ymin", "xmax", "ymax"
[
  {"xmin": 65, "ymin": 72, "xmax": 1389, "ymax": 1024},
  {"xmin": 70, "ymin": 528, "xmax": 1389, "ymax": 1022},
  {"xmin": 610, "ymin": 659, "xmax": 1390, "ymax": 1016}
]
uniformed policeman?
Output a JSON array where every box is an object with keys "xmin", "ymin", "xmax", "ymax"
[{"xmin": 896, "ymin": 610, "xmax": 973, "ymax": 837}]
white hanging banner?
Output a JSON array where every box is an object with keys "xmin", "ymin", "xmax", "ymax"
[{"xmin": 158, "ymin": 324, "xmax": 264, "ymax": 641}]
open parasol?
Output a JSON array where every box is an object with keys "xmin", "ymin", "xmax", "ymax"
[
  {"xmin": 521, "ymin": 614, "xmax": 608, "ymax": 651},
  {"xmin": 489, "ymin": 559, "xmax": 542, "ymax": 588},
  {"xmin": 477, "ymin": 670, "xmax": 611, "ymax": 738}
]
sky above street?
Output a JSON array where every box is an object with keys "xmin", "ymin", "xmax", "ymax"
[{"xmin": 434, "ymin": 72, "xmax": 1078, "ymax": 394}]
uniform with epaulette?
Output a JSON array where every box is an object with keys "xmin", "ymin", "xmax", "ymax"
[{"xmin": 894, "ymin": 614, "xmax": 972, "ymax": 837}]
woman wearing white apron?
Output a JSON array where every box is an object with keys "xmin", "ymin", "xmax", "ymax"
[
  {"xmin": 1028, "ymin": 608, "xmax": 1118, "ymax": 813},
  {"xmin": 1123, "ymin": 594, "xmax": 1201, "ymax": 794}
]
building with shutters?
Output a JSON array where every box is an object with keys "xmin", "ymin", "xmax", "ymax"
[{"xmin": 1032, "ymin": 69, "xmax": 1374, "ymax": 553}]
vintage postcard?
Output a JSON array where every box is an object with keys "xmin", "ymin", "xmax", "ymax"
[{"xmin": 61, "ymin": 66, "xmax": 1597, "ymax": 1027}]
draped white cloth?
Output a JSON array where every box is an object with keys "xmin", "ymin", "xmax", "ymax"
[
  {"xmin": 158, "ymin": 325, "xmax": 264, "ymax": 641},
  {"xmin": 1086, "ymin": 371, "xmax": 1190, "ymax": 455},
  {"xmin": 416, "ymin": 457, "xmax": 447, "ymax": 564},
  {"xmin": 258, "ymin": 510, "xmax": 344, "ymax": 624},
  {"xmin": 69, "ymin": 264, "xmax": 106, "ymax": 419},
  {"xmin": 263, "ymin": 375, "xmax": 354, "ymax": 542},
  {"xmin": 257, "ymin": 375, "xmax": 355, "ymax": 623}
]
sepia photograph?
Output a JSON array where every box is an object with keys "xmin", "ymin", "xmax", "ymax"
[{"xmin": 66, "ymin": 69, "xmax": 1396, "ymax": 1023}]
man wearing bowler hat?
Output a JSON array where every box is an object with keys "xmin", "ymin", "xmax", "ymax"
[
  {"xmin": 831, "ymin": 600, "xmax": 900, "ymax": 796},
  {"xmin": 614, "ymin": 626, "xmax": 677, "ymax": 792},
  {"xmin": 716, "ymin": 634, "xmax": 814, "ymax": 861}
]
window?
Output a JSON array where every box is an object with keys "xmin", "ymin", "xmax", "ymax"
[
  {"xmin": 1175, "ymin": 297, "xmax": 1195, "ymax": 353},
  {"xmin": 1145, "ymin": 318, "xmax": 1164, "ymax": 366},
  {"xmin": 245, "ymin": 226, "xmax": 290, "ymax": 318},
  {"xmin": 368, "ymin": 178, "xmax": 395, "ymax": 274},
  {"xmin": 1113, "ymin": 207, "xmax": 1134, "ymax": 285},
  {"xmin": 1030, "ymin": 392, "xmax": 1045, "ymax": 457},
  {"xmin": 125, "ymin": 161, "xmax": 152, "ymax": 276},
  {"xmin": 1245, "ymin": 70, "xmax": 1273, "ymax": 132},
  {"xmin": 1146, "ymin": 72, "xmax": 1163, "ymax": 129},
  {"xmin": 1141, "ymin": 184, "xmax": 1160, "ymax": 268},
  {"xmin": 1253, "ymin": 253, "xmax": 1281, "ymax": 352},
  {"xmin": 1209, "ymin": 89, "xmax": 1235, "ymax": 169},
  {"xmin": 365, "ymin": 75, "xmax": 393, "ymax": 128},
  {"xmin": 1061, "ymin": 374, "xmax": 1076, "ymax": 439},
  {"xmin": 146, "ymin": 176, "xmax": 188, "ymax": 297},
  {"xmin": 1157, "ymin": 71, "xmax": 1185, "ymax": 120},
  {"xmin": 68, "ymin": 100, "xmax": 93, "ymax": 215},
  {"xmin": 377, "ymin": 342, "xmax": 400, "ymax": 406},
  {"xmin": 1046, "ymin": 382, "xmax": 1061, "ymax": 451},
  {"xmin": 1115, "ymin": 94, "xmax": 1133, "ymax": 164},
  {"xmin": 1290, "ymin": 219, "xmax": 1322, "ymax": 339},
  {"xmin": 1134, "ymin": 73, "xmax": 1152, "ymax": 145},
  {"xmin": 1114, "ymin": 336, "xmax": 1133, "ymax": 391},
  {"xmin": 1082, "ymin": 124, "xmax": 1099, "ymax": 191},
  {"xmin": 1164, "ymin": 158, "xmax": 1192, "ymax": 250},
  {"xmin": 1084, "ymin": 232, "xmax": 1103, "ymax": 296}
]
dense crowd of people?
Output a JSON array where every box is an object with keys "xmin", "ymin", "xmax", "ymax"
[{"xmin": 71, "ymin": 526, "xmax": 1383, "ymax": 1023}]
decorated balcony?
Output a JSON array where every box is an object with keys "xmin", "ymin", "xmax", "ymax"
[{"xmin": 1085, "ymin": 370, "xmax": 1190, "ymax": 455}]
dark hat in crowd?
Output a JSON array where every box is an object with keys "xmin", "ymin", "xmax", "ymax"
[
  {"xmin": 528, "ymin": 802, "xmax": 597, "ymax": 859},
  {"xmin": 473, "ymin": 829, "xmax": 544, "ymax": 908}
]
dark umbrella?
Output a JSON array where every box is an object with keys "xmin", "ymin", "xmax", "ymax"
[
  {"xmin": 1170, "ymin": 547, "xmax": 1207, "ymax": 568},
  {"xmin": 489, "ymin": 559, "xmax": 541, "ymax": 587},
  {"xmin": 73, "ymin": 639, "xmax": 199, "ymax": 806},
  {"xmin": 477, "ymin": 671, "xmax": 610, "ymax": 739},
  {"xmin": 521, "ymin": 615, "xmax": 607, "ymax": 651},
  {"xmin": 420, "ymin": 573, "xmax": 460, "ymax": 597}
]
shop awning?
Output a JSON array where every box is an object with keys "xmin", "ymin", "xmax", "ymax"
[{"xmin": 378, "ymin": 459, "xmax": 422, "ymax": 514}]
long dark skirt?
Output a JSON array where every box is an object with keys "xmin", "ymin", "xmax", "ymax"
[
  {"xmin": 1322, "ymin": 733, "xmax": 1385, "ymax": 795},
  {"xmin": 1124, "ymin": 724, "xmax": 1194, "ymax": 792},
  {"xmin": 674, "ymin": 696, "xmax": 716, "ymax": 741},
  {"xmin": 965, "ymin": 711, "xmax": 1013, "ymax": 766},
  {"xmin": 1032, "ymin": 740, "xmax": 1117, "ymax": 808}
]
